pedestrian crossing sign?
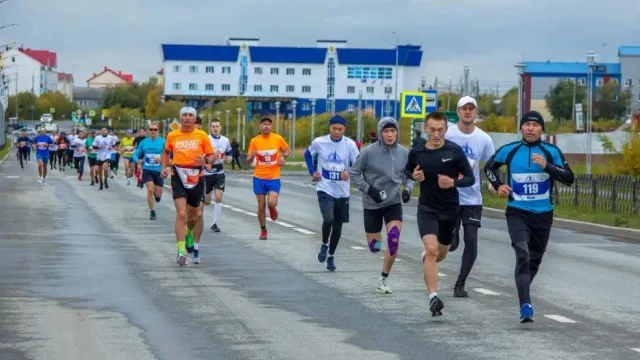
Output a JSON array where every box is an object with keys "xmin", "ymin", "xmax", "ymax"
[{"xmin": 400, "ymin": 91, "xmax": 426, "ymax": 119}]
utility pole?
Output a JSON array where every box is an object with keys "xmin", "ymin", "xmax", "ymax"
[
  {"xmin": 463, "ymin": 65, "xmax": 470, "ymax": 96},
  {"xmin": 447, "ymin": 78, "xmax": 452, "ymax": 111}
]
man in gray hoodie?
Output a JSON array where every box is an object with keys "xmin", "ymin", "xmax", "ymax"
[{"xmin": 350, "ymin": 117, "xmax": 414, "ymax": 294}]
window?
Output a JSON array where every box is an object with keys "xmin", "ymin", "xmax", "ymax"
[
  {"xmin": 271, "ymin": 68, "xmax": 279, "ymax": 75},
  {"xmin": 302, "ymin": 68, "xmax": 311, "ymax": 76},
  {"xmin": 302, "ymin": 103, "xmax": 310, "ymax": 111},
  {"xmin": 254, "ymin": 102, "xmax": 263, "ymax": 110},
  {"xmin": 205, "ymin": 66, "xmax": 214, "ymax": 73},
  {"xmin": 596, "ymin": 78, "xmax": 604, "ymax": 86},
  {"xmin": 385, "ymin": 86, "xmax": 393, "ymax": 94},
  {"xmin": 347, "ymin": 104, "xmax": 355, "ymax": 112},
  {"xmin": 189, "ymin": 83, "xmax": 198, "ymax": 90},
  {"xmin": 577, "ymin": 78, "xmax": 586, "ymax": 86},
  {"xmin": 347, "ymin": 86, "xmax": 355, "ymax": 94},
  {"xmin": 205, "ymin": 84, "xmax": 214, "ymax": 91},
  {"xmin": 173, "ymin": 65, "xmax": 181, "ymax": 72},
  {"xmin": 347, "ymin": 66, "xmax": 393, "ymax": 80},
  {"xmin": 270, "ymin": 85, "xmax": 279, "ymax": 92},
  {"xmin": 286, "ymin": 85, "xmax": 295, "ymax": 92},
  {"xmin": 255, "ymin": 67, "xmax": 262, "ymax": 75},
  {"xmin": 302, "ymin": 86, "xmax": 311, "ymax": 93},
  {"xmin": 286, "ymin": 68, "xmax": 295, "ymax": 75},
  {"xmin": 254, "ymin": 85, "xmax": 262, "ymax": 92},
  {"xmin": 222, "ymin": 84, "xmax": 231, "ymax": 91},
  {"xmin": 189, "ymin": 66, "xmax": 198, "ymax": 73},
  {"xmin": 625, "ymin": 79, "xmax": 632, "ymax": 86},
  {"xmin": 366, "ymin": 86, "xmax": 374, "ymax": 94},
  {"xmin": 222, "ymin": 66, "xmax": 231, "ymax": 74}
]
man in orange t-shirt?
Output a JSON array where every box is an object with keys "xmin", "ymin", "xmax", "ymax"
[
  {"xmin": 161, "ymin": 106, "xmax": 215, "ymax": 266},
  {"xmin": 246, "ymin": 117, "xmax": 291, "ymax": 240}
]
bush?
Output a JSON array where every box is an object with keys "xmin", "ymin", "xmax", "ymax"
[
  {"xmin": 475, "ymin": 115, "xmax": 517, "ymax": 132},
  {"xmin": 600, "ymin": 133, "xmax": 640, "ymax": 176}
]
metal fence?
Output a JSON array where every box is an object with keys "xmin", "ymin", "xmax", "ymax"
[{"xmin": 481, "ymin": 173, "xmax": 640, "ymax": 215}]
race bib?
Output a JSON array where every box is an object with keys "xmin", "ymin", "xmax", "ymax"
[
  {"xmin": 124, "ymin": 146, "xmax": 135, "ymax": 153},
  {"xmin": 19, "ymin": 141, "xmax": 26, "ymax": 147},
  {"xmin": 321, "ymin": 162, "xmax": 346, "ymax": 181},
  {"xmin": 77, "ymin": 147, "xmax": 86, "ymax": 153},
  {"xmin": 511, "ymin": 173, "xmax": 550, "ymax": 201},
  {"xmin": 59, "ymin": 144, "xmax": 68, "ymax": 150},
  {"xmin": 175, "ymin": 166, "xmax": 201, "ymax": 189},
  {"xmin": 256, "ymin": 150, "xmax": 277, "ymax": 166},
  {"xmin": 37, "ymin": 142, "xmax": 48, "ymax": 150},
  {"xmin": 48, "ymin": 144, "xmax": 57, "ymax": 150},
  {"xmin": 144, "ymin": 154, "xmax": 161, "ymax": 165}
]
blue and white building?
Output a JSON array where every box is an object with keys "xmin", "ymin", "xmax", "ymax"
[{"xmin": 160, "ymin": 37, "xmax": 426, "ymax": 118}]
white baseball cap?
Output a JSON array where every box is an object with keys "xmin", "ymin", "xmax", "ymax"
[{"xmin": 457, "ymin": 96, "xmax": 477, "ymax": 108}]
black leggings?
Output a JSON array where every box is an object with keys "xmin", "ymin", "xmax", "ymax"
[
  {"xmin": 74, "ymin": 157, "xmax": 85, "ymax": 176},
  {"xmin": 506, "ymin": 208, "xmax": 553, "ymax": 306},
  {"xmin": 49, "ymin": 151, "xmax": 57, "ymax": 168},
  {"xmin": 110, "ymin": 153, "xmax": 120, "ymax": 172},
  {"xmin": 18, "ymin": 149, "xmax": 28, "ymax": 167},
  {"xmin": 318, "ymin": 192, "xmax": 348, "ymax": 255},
  {"xmin": 231, "ymin": 154, "xmax": 241, "ymax": 169},
  {"xmin": 57, "ymin": 150, "xmax": 68, "ymax": 167},
  {"xmin": 455, "ymin": 224, "xmax": 479, "ymax": 284}
]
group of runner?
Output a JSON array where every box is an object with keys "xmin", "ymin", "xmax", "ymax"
[{"xmin": 12, "ymin": 95, "xmax": 573, "ymax": 323}]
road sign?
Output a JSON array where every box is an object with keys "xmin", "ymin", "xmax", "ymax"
[
  {"xmin": 50, "ymin": 107, "xmax": 56, "ymax": 114},
  {"xmin": 89, "ymin": 110, "xmax": 96, "ymax": 117},
  {"xmin": 424, "ymin": 90, "xmax": 438, "ymax": 112},
  {"xmin": 400, "ymin": 91, "xmax": 426, "ymax": 119},
  {"xmin": 169, "ymin": 119, "xmax": 180, "ymax": 131}
]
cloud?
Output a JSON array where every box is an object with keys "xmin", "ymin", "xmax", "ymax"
[{"xmin": 0, "ymin": 0, "xmax": 638, "ymax": 91}]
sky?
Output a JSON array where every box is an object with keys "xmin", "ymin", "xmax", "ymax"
[{"xmin": 1, "ymin": 0, "xmax": 638, "ymax": 93}]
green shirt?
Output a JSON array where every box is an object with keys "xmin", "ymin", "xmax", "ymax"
[{"xmin": 86, "ymin": 137, "xmax": 97, "ymax": 158}]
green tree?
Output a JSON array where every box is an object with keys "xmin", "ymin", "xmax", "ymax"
[
  {"xmin": 477, "ymin": 94, "xmax": 498, "ymax": 116},
  {"xmin": 5, "ymin": 92, "xmax": 39, "ymax": 120},
  {"xmin": 144, "ymin": 89, "xmax": 161, "ymax": 118},
  {"xmin": 595, "ymin": 82, "xmax": 630, "ymax": 120},
  {"xmin": 102, "ymin": 84, "xmax": 144, "ymax": 109},
  {"xmin": 499, "ymin": 87, "xmax": 518, "ymax": 117},
  {"xmin": 544, "ymin": 80, "xmax": 586, "ymax": 121},
  {"xmin": 38, "ymin": 91, "xmax": 77, "ymax": 120},
  {"xmin": 154, "ymin": 100, "xmax": 184, "ymax": 121},
  {"xmin": 437, "ymin": 92, "xmax": 461, "ymax": 111}
]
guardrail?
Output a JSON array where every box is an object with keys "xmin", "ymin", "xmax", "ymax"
[{"xmin": 481, "ymin": 173, "xmax": 640, "ymax": 215}]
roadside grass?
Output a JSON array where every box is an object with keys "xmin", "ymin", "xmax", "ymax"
[{"xmin": 0, "ymin": 142, "xmax": 11, "ymax": 161}]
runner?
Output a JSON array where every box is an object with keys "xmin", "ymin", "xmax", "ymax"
[
  {"xmin": 67, "ymin": 129, "xmax": 78, "ymax": 169},
  {"xmin": 33, "ymin": 128, "xmax": 54, "ymax": 185},
  {"xmin": 349, "ymin": 116, "xmax": 414, "ymax": 294},
  {"xmin": 108, "ymin": 127, "xmax": 120, "ymax": 178},
  {"xmin": 484, "ymin": 110, "xmax": 574, "ymax": 323},
  {"xmin": 56, "ymin": 132, "xmax": 70, "ymax": 171},
  {"xmin": 120, "ymin": 129, "xmax": 136, "ymax": 185},
  {"xmin": 204, "ymin": 118, "xmax": 232, "ymax": 232},
  {"xmin": 85, "ymin": 130, "xmax": 99, "ymax": 185},
  {"xmin": 72, "ymin": 130, "xmax": 88, "ymax": 181},
  {"xmin": 444, "ymin": 96, "xmax": 496, "ymax": 298},
  {"xmin": 160, "ymin": 107, "xmax": 214, "ymax": 266},
  {"xmin": 92, "ymin": 127, "xmax": 114, "ymax": 190},
  {"xmin": 133, "ymin": 127, "xmax": 147, "ymax": 188},
  {"xmin": 404, "ymin": 111, "xmax": 474, "ymax": 316},
  {"xmin": 15, "ymin": 130, "xmax": 31, "ymax": 169},
  {"xmin": 133, "ymin": 121, "xmax": 166, "ymax": 220},
  {"xmin": 48, "ymin": 130, "xmax": 59, "ymax": 170},
  {"xmin": 246, "ymin": 117, "xmax": 291, "ymax": 240},
  {"xmin": 304, "ymin": 115, "xmax": 359, "ymax": 271}
]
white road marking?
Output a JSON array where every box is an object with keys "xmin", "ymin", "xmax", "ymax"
[
  {"xmin": 544, "ymin": 315, "xmax": 577, "ymax": 324},
  {"xmin": 630, "ymin": 348, "xmax": 640, "ymax": 353},
  {"xmin": 293, "ymin": 228, "xmax": 315, "ymax": 235},
  {"xmin": 473, "ymin": 288, "xmax": 501, "ymax": 296},
  {"xmin": 275, "ymin": 221, "xmax": 295, "ymax": 228},
  {"xmin": 230, "ymin": 208, "xmax": 244, "ymax": 212},
  {"xmin": 220, "ymin": 203, "xmax": 232, "ymax": 208},
  {"xmin": 4, "ymin": 175, "xmax": 19, "ymax": 179},
  {"xmin": 242, "ymin": 211, "xmax": 257, "ymax": 217},
  {"xmin": 438, "ymin": 273, "xmax": 446, "ymax": 277},
  {"xmin": 350, "ymin": 246, "xmax": 366, "ymax": 250}
]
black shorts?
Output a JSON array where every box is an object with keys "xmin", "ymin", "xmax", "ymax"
[
  {"xmin": 88, "ymin": 157, "xmax": 97, "ymax": 167},
  {"xmin": 171, "ymin": 174, "xmax": 205, "ymax": 208},
  {"xmin": 456, "ymin": 205, "xmax": 483, "ymax": 227},
  {"xmin": 204, "ymin": 173, "xmax": 226, "ymax": 194},
  {"xmin": 363, "ymin": 202, "xmax": 403, "ymax": 233},
  {"xmin": 417, "ymin": 208, "xmax": 459, "ymax": 246},
  {"xmin": 505, "ymin": 207, "xmax": 553, "ymax": 248},
  {"xmin": 317, "ymin": 191, "xmax": 350, "ymax": 223},
  {"xmin": 142, "ymin": 169, "xmax": 164, "ymax": 187},
  {"xmin": 96, "ymin": 159, "xmax": 110, "ymax": 166}
]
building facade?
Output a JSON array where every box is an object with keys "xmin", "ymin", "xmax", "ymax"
[
  {"xmin": 73, "ymin": 87, "xmax": 104, "ymax": 109},
  {"xmin": 161, "ymin": 38, "xmax": 425, "ymax": 118},
  {"xmin": 57, "ymin": 72, "xmax": 74, "ymax": 100},
  {"xmin": 618, "ymin": 46, "xmax": 640, "ymax": 112},
  {"xmin": 86, "ymin": 66, "xmax": 133, "ymax": 88},
  {"xmin": 0, "ymin": 47, "xmax": 60, "ymax": 102}
]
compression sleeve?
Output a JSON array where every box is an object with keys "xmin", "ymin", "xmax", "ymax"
[
  {"xmin": 403, "ymin": 148, "xmax": 416, "ymax": 181},
  {"xmin": 484, "ymin": 145, "xmax": 510, "ymax": 190},
  {"xmin": 545, "ymin": 147, "xmax": 575, "ymax": 186},
  {"xmin": 304, "ymin": 148, "xmax": 315, "ymax": 175}
]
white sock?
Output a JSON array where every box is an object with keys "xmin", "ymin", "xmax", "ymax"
[
  {"xmin": 212, "ymin": 202, "xmax": 221, "ymax": 225},
  {"xmin": 194, "ymin": 243, "xmax": 199, "ymax": 250},
  {"xmin": 429, "ymin": 292, "xmax": 438, "ymax": 300}
]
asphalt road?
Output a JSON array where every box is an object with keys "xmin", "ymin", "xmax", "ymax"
[{"xmin": 0, "ymin": 158, "xmax": 639, "ymax": 360}]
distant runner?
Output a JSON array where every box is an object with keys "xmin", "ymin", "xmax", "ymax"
[
  {"xmin": 33, "ymin": 128, "xmax": 54, "ymax": 185},
  {"xmin": 133, "ymin": 122, "xmax": 166, "ymax": 220},
  {"xmin": 203, "ymin": 118, "xmax": 232, "ymax": 232}
]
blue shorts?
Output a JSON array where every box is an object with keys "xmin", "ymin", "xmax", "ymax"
[
  {"xmin": 36, "ymin": 154, "xmax": 49, "ymax": 164},
  {"xmin": 253, "ymin": 177, "xmax": 281, "ymax": 195},
  {"xmin": 122, "ymin": 156, "xmax": 133, "ymax": 162}
]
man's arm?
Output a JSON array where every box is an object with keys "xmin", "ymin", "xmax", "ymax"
[
  {"xmin": 453, "ymin": 146, "xmax": 475, "ymax": 188},
  {"xmin": 246, "ymin": 139, "xmax": 256, "ymax": 163},
  {"xmin": 483, "ymin": 145, "xmax": 509, "ymax": 190},
  {"xmin": 546, "ymin": 147, "xmax": 575, "ymax": 186},
  {"xmin": 403, "ymin": 148, "xmax": 416, "ymax": 181},
  {"xmin": 280, "ymin": 137, "xmax": 291, "ymax": 158},
  {"xmin": 348, "ymin": 148, "xmax": 370, "ymax": 193},
  {"xmin": 304, "ymin": 139, "xmax": 318, "ymax": 175}
]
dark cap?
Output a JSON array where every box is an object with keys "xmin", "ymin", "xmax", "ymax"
[
  {"xmin": 520, "ymin": 110, "xmax": 545, "ymax": 131},
  {"xmin": 260, "ymin": 117, "xmax": 272, "ymax": 123}
]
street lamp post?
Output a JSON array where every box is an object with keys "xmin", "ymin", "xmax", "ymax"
[
  {"xmin": 207, "ymin": 113, "xmax": 212, "ymax": 130},
  {"xmin": 225, "ymin": 110, "xmax": 230, "ymax": 138},
  {"xmin": 310, "ymin": 99, "xmax": 316, "ymax": 140},
  {"xmin": 586, "ymin": 50, "xmax": 596, "ymax": 175},
  {"xmin": 357, "ymin": 90, "xmax": 363, "ymax": 142},
  {"xmin": 330, "ymin": 97, "xmax": 336, "ymax": 115},
  {"xmin": 515, "ymin": 61, "xmax": 526, "ymax": 137},
  {"xmin": 392, "ymin": 31, "xmax": 399, "ymax": 119},
  {"xmin": 275, "ymin": 101, "xmax": 281, "ymax": 133},
  {"xmin": 236, "ymin": 108, "xmax": 242, "ymax": 145},
  {"xmin": 463, "ymin": 65, "xmax": 470, "ymax": 96},
  {"xmin": 291, "ymin": 100, "xmax": 298, "ymax": 155}
]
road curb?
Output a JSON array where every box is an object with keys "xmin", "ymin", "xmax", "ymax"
[{"xmin": 0, "ymin": 145, "xmax": 12, "ymax": 167}]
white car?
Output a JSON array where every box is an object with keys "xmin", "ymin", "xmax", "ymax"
[{"xmin": 12, "ymin": 127, "xmax": 37, "ymax": 137}]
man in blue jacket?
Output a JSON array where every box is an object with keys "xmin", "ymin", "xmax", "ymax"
[
  {"xmin": 133, "ymin": 121, "xmax": 166, "ymax": 220},
  {"xmin": 484, "ymin": 110, "xmax": 574, "ymax": 323}
]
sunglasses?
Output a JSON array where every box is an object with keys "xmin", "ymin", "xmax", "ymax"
[{"xmin": 148, "ymin": 128, "xmax": 159, "ymax": 131}]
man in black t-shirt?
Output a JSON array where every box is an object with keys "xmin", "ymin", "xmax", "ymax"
[{"xmin": 404, "ymin": 111, "xmax": 474, "ymax": 317}]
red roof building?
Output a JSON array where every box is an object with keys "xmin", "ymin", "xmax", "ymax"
[
  {"xmin": 20, "ymin": 48, "xmax": 57, "ymax": 68},
  {"xmin": 86, "ymin": 66, "xmax": 133, "ymax": 88}
]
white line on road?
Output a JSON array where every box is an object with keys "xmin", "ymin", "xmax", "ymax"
[
  {"xmin": 275, "ymin": 221, "xmax": 295, "ymax": 228},
  {"xmin": 630, "ymin": 348, "xmax": 640, "ymax": 353},
  {"xmin": 350, "ymin": 246, "xmax": 366, "ymax": 250},
  {"xmin": 473, "ymin": 288, "xmax": 501, "ymax": 296},
  {"xmin": 230, "ymin": 207, "xmax": 243, "ymax": 212},
  {"xmin": 242, "ymin": 211, "xmax": 257, "ymax": 217},
  {"xmin": 544, "ymin": 315, "xmax": 577, "ymax": 324},
  {"xmin": 293, "ymin": 228, "xmax": 316, "ymax": 235},
  {"xmin": 438, "ymin": 272, "xmax": 446, "ymax": 277},
  {"xmin": 4, "ymin": 175, "xmax": 19, "ymax": 179}
]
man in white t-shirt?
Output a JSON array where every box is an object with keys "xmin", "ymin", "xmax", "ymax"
[
  {"xmin": 203, "ymin": 118, "xmax": 232, "ymax": 232},
  {"xmin": 304, "ymin": 115, "xmax": 359, "ymax": 272},
  {"xmin": 444, "ymin": 96, "xmax": 495, "ymax": 298},
  {"xmin": 92, "ymin": 127, "xmax": 115, "ymax": 190}
]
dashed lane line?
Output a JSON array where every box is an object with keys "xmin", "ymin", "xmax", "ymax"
[
  {"xmin": 350, "ymin": 246, "xmax": 366, "ymax": 250},
  {"xmin": 293, "ymin": 228, "xmax": 315, "ymax": 235},
  {"xmin": 543, "ymin": 315, "xmax": 577, "ymax": 324},
  {"xmin": 630, "ymin": 348, "xmax": 640, "ymax": 353},
  {"xmin": 473, "ymin": 288, "xmax": 501, "ymax": 296}
]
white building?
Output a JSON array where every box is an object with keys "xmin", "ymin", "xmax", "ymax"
[
  {"xmin": 57, "ymin": 72, "xmax": 74, "ymax": 100},
  {"xmin": 161, "ymin": 37, "xmax": 426, "ymax": 118},
  {"xmin": 86, "ymin": 66, "xmax": 133, "ymax": 88},
  {"xmin": 0, "ymin": 48, "xmax": 59, "ymax": 99}
]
